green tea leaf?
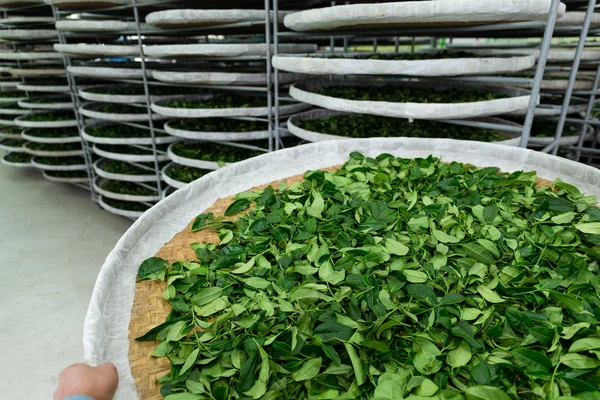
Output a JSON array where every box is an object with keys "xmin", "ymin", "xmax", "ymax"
[
  {"xmin": 385, "ymin": 238, "xmax": 409, "ymax": 256},
  {"xmin": 344, "ymin": 343, "xmax": 366, "ymax": 386},
  {"xmin": 465, "ymin": 386, "xmax": 511, "ymax": 400},
  {"xmin": 569, "ymin": 337, "xmax": 600, "ymax": 353},
  {"xmin": 575, "ymin": 222, "xmax": 600, "ymax": 234},
  {"xmin": 224, "ymin": 199, "xmax": 251, "ymax": 216},
  {"xmin": 407, "ymin": 284, "xmax": 437, "ymax": 305},
  {"xmin": 512, "ymin": 348, "xmax": 552, "ymax": 372},
  {"xmin": 179, "ymin": 348, "xmax": 199, "ymax": 376},
  {"xmin": 138, "ymin": 257, "xmax": 168, "ymax": 279},
  {"xmin": 477, "ymin": 285, "xmax": 505, "ymax": 303},
  {"xmin": 292, "ymin": 357, "xmax": 322, "ymax": 381}
]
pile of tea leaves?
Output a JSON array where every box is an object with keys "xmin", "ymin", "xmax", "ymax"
[{"xmin": 138, "ymin": 153, "xmax": 600, "ymax": 400}]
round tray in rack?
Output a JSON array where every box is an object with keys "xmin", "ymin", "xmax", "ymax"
[
  {"xmin": 0, "ymin": 51, "xmax": 62, "ymax": 61},
  {"xmin": 290, "ymin": 80, "xmax": 530, "ymax": 120},
  {"xmin": 94, "ymin": 177, "xmax": 161, "ymax": 202},
  {"xmin": 81, "ymin": 121, "xmax": 177, "ymax": 145},
  {"xmin": 42, "ymin": 170, "xmax": 89, "ymax": 183},
  {"xmin": 21, "ymin": 127, "xmax": 81, "ymax": 144},
  {"xmin": 283, "ymin": 0, "xmax": 564, "ymax": 32},
  {"xmin": 0, "ymin": 80, "xmax": 20, "ymax": 88},
  {"xmin": 287, "ymin": 109, "xmax": 521, "ymax": 146},
  {"xmin": 272, "ymin": 52, "xmax": 536, "ymax": 77},
  {"xmin": 54, "ymin": 44, "xmax": 139, "ymax": 57},
  {"xmin": 0, "ymin": 29, "xmax": 57, "ymax": 41},
  {"xmin": 146, "ymin": 9, "xmax": 287, "ymax": 29},
  {"xmin": 509, "ymin": 96, "xmax": 589, "ymax": 116},
  {"xmin": 18, "ymin": 95, "xmax": 73, "ymax": 110},
  {"xmin": 17, "ymin": 82, "xmax": 70, "ymax": 92},
  {"xmin": 557, "ymin": 11, "xmax": 600, "ymax": 27},
  {"xmin": 529, "ymin": 124, "xmax": 595, "ymax": 147},
  {"xmin": 92, "ymin": 144, "xmax": 171, "ymax": 163},
  {"xmin": 0, "ymin": 114, "xmax": 24, "ymax": 125},
  {"xmin": 14, "ymin": 111, "xmax": 78, "ymax": 128},
  {"xmin": 31, "ymin": 155, "xmax": 87, "ymax": 171},
  {"xmin": 93, "ymin": 159, "xmax": 161, "ymax": 183},
  {"xmin": 1, "ymin": 152, "xmax": 32, "ymax": 167},
  {"xmin": 0, "ymin": 105, "xmax": 30, "ymax": 115},
  {"xmin": 84, "ymin": 138, "xmax": 600, "ymax": 400},
  {"xmin": 167, "ymin": 142, "xmax": 226, "ymax": 170},
  {"xmin": 8, "ymin": 67, "xmax": 65, "ymax": 77},
  {"xmin": 0, "ymin": 126, "xmax": 22, "ymax": 139},
  {"xmin": 67, "ymin": 65, "xmax": 151, "ymax": 79},
  {"xmin": 98, "ymin": 196, "xmax": 151, "ymax": 219},
  {"xmin": 23, "ymin": 142, "xmax": 84, "ymax": 157},
  {"xmin": 152, "ymin": 94, "xmax": 310, "ymax": 118},
  {"xmin": 0, "ymin": 138, "xmax": 26, "ymax": 152},
  {"xmin": 0, "ymin": 0, "xmax": 43, "ymax": 7},
  {"xmin": 56, "ymin": 19, "xmax": 154, "ymax": 32},
  {"xmin": 161, "ymin": 162, "xmax": 210, "ymax": 190},
  {"xmin": 43, "ymin": 0, "xmax": 155, "ymax": 9},
  {"xmin": 80, "ymin": 103, "xmax": 165, "ymax": 122},
  {"xmin": 143, "ymin": 43, "xmax": 318, "ymax": 59},
  {"xmin": 78, "ymin": 84, "xmax": 187, "ymax": 104},
  {"xmin": 0, "ymin": 16, "xmax": 54, "ymax": 26},
  {"xmin": 163, "ymin": 118, "xmax": 288, "ymax": 142},
  {"xmin": 0, "ymin": 93, "xmax": 28, "ymax": 103},
  {"xmin": 469, "ymin": 48, "xmax": 600, "ymax": 63},
  {"xmin": 151, "ymin": 70, "xmax": 304, "ymax": 86}
]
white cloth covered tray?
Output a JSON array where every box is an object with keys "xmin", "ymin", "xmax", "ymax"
[
  {"xmin": 290, "ymin": 80, "xmax": 531, "ymax": 120},
  {"xmin": 54, "ymin": 44, "xmax": 139, "ymax": 57},
  {"xmin": 68, "ymin": 65, "xmax": 151, "ymax": 79},
  {"xmin": 0, "ymin": 29, "xmax": 56, "ymax": 40},
  {"xmin": 283, "ymin": 0, "xmax": 565, "ymax": 32},
  {"xmin": 143, "ymin": 43, "xmax": 317, "ymax": 59},
  {"xmin": 79, "ymin": 85, "xmax": 184, "ymax": 104},
  {"xmin": 81, "ymin": 121, "xmax": 177, "ymax": 145},
  {"xmin": 80, "ymin": 103, "xmax": 166, "ymax": 123},
  {"xmin": 161, "ymin": 162, "xmax": 187, "ymax": 190},
  {"xmin": 22, "ymin": 129, "xmax": 80, "ymax": 144},
  {"xmin": 8, "ymin": 67, "xmax": 65, "ymax": 77},
  {"xmin": 287, "ymin": 109, "xmax": 521, "ymax": 146},
  {"xmin": 17, "ymin": 82, "xmax": 70, "ymax": 92},
  {"xmin": 44, "ymin": 0, "xmax": 154, "ymax": 9},
  {"xmin": 94, "ymin": 159, "xmax": 160, "ymax": 183},
  {"xmin": 0, "ymin": 51, "xmax": 62, "ymax": 60},
  {"xmin": 14, "ymin": 113, "xmax": 78, "ymax": 128},
  {"xmin": 556, "ymin": 11, "xmax": 600, "ymax": 27},
  {"xmin": 272, "ymin": 52, "xmax": 536, "ymax": 77},
  {"xmin": 152, "ymin": 95, "xmax": 311, "ymax": 118},
  {"xmin": 0, "ymin": 142, "xmax": 25, "ymax": 152},
  {"xmin": 31, "ymin": 156, "xmax": 86, "ymax": 171},
  {"xmin": 23, "ymin": 143, "xmax": 83, "ymax": 157},
  {"xmin": 83, "ymin": 138, "xmax": 600, "ymax": 400},
  {"xmin": 167, "ymin": 141, "xmax": 225, "ymax": 170},
  {"xmin": 94, "ymin": 177, "xmax": 161, "ymax": 202},
  {"xmin": 152, "ymin": 70, "xmax": 305, "ymax": 86},
  {"xmin": 529, "ymin": 124, "xmax": 595, "ymax": 147},
  {"xmin": 18, "ymin": 97, "xmax": 73, "ymax": 110},
  {"xmin": 98, "ymin": 196, "xmax": 148, "ymax": 219},
  {"xmin": 92, "ymin": 143, "xmax": 170, "ymax": 163},
  {"xmin": 56, "ymin": 19, "xmax": 154, "ymax": 32},
  {"xmin": 164, "ymin": 119, "xmax": 288, "ymax": 142},
  {"xmin": 0, "ymin": 16, "xmax": 54, "ymax": 25},
  {"xmin": 42, "ymin": 171, "xmax": 88, "ymax": 183},
  {"xmin": 1, "ymin": 154, "xmax": 31, "ymax": 167},
  {"xmin": 146, "ymin": 9, "xmax": 287, "ymax": 28}
]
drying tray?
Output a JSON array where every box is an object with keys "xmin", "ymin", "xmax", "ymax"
[
  {"xmin": 14, "ymin": 112, "xmax": 78, "ymax": 128},
  {"xmin": 54, "ymin": 44, "xmax": 139, "ymax": 57},
  {"xmin": 98, "ymin": 196, "xmax": 150, "ymax": 219},
  {"xmin": 55, "ymin": 19, "xmax": 154, "ymax": 32},
  {"xmin": 145, "ymin": 9, "xmax": 287, "ymax": 29},
  {"xmin": 0, "ymin": 94, "xmax": 27, "ymax": 103},
  {"xmin": 0, "ymin": 127, "xmax": 22, "ymax": 139},
  {"xmin": 17, "ymin": 82, "xmax": 70, "ymax": 92},
  {"xmin": 44, "ymin": 0, "xmax": 155, "ymax": 9},
  {"xmin": 94, "ymin": 177, "xmax": 161, "ymax": 202},
  {"xmin": 68, "ymin": 65, "xmax": 152, "ymax": 80},
  {"xmin": 470, "ymin": 48, "xmax": 600, "ymax": 63},
  {"xmin": 0, "ymin": 51, "xmax": 62, "ymax": 61},
  {"xmin": 0, "ymin": 105, "xmax": 29, "ymax": 115},
  {"xmin": 0, "ymin": 16, "xmax": 54, "ymax": 26},
  {"xmin": 0, "ymin": 29, "xmax": 57, "ymax": 41},
  {"xmin": 290, "ymin": 80, "xmax": 531, "ymax": 120},
  {"xmin": 161, "ymin": 162, "xmax": 188, "ymax": 190},
  {"xmin": 21, "ymin": 128, "xmax": 81, "ymax": 144},
  {"xmin": 18, "ymin": 95, "xmax": 73, "ymax": 110},
  {"xmin": 528, "ymin": 124, "xmax": 595, "ymax": 147},
  {"xmin": 151, "ymin": 70, "xmax": 304, "ymax": 86},
  {"xmin": 287, "ymin": 109, "xmax": 521, "ymax": 146},
  {"xmin": 80, "ymin": 103, "xmax": 166, "ymax": 123},
  {"xmin": 163, "ymin": 119, "xmax": 289, "ymax": 142},
  {"xmin": 556, "ymin": 11, "xmax": 600, "ymax": 27},
  {"xmin": 8, "ymin": 67, "xmax": 65, "ymax": 77},
  {"xmin": 79, "ymin": 85, "xmax": 187, "ymax": 104},
  {"xmin": 92, "ymin": 143, "xmax": 171, "ymax": 163},
  {"xmin": 42, "ymin": 170, "xmax": 88, "ymax": 183},
  {"xmin": 283, "ymin": 0, "xmax": 564, "ymax": 32},
  {"xmin": 0, "ymin": 80, "xmax": 20, "ymax": 88},
  {"xmin": 152, "ymin": 94, "xmax": 311, "ymax": 118},
  {"xmin": 31, "ymin": 156, "xmax": 86, "ymax": 171},
  {"xmin": 143, "ymin": 43, "xmax": 317, "ymax": 59},
  {"xmin": 0, "ymin": 0, "xmax": 43, "ymax": 7},
  {"xmin": 93, "ymin": 158, "xmax": 161, "ymax": 183},
  {"xmin": 81, "ymin": 138, "xmax": 600, "ymax": 400},
  {"xmin": 167, "ymin": 141, "xmax": 227, "ymax": 170},
  {"xmin": 81, "ymin": 122, "xmax": 177, "ymax": 145},
  {"xmin": 272, "ymin": 52, "xmax": 536, "ymax": 77},
  {"xmin": 23, "ymin": 142, "xmax": 83, "ymax": 157},
  {"xmin": 1, "ymin": 153, "xmax": 32, "ymax": 167},
  {"xmin": 508, "ymin": 96, "xmax": 589, "ymax": 116},
  {"xmin": 0, "ymin": 140, "xmax": 25, "ymax": 152}
]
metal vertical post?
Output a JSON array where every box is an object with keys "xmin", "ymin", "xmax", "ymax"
[
  {"xmin": 52, "ymin": 6, "xmax": 97, "ymax": 200},
  {"xmin": 273, "ymin": 0, "xmax": 281, "ymax": 150},
  {"xmin": 519, "ymin": 0, "xmax": 562, "ymax": 148},
  {"xmin": 264, "ymin": 0, "xmax": 274, "ymax": 152},
  {"xmin": 550, "ymin": 0, "xmax": 597, "ymax": 155},
  {"xmin": 394, "ymin": 37, "xmax": 400, "ymax": 54},
  {"xmin": 576, "ymin": 63, "xmax": 600, "ymax": 161},
  {"xmin": 132, "ymin": 0, "xmax": 162, "ymax": 195}
]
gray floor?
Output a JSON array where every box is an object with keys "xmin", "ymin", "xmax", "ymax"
[{"xmin": 0, "ymin": 164, "xmax": 131, "ymax": 398}]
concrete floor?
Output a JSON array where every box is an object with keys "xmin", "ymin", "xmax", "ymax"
[{"xmin": 0, "ymin": 163, "xmax": 131, "ymax": 398}]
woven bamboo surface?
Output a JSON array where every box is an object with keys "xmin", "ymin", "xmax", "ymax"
[{"xmin": 127, "ymin": 166, "xmax": 553, "ymax": 399}]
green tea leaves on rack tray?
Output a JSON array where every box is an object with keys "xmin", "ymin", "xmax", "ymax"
[{"xmin": 137, "ymin": 153, "xmax": 600, "ymax": 399}]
